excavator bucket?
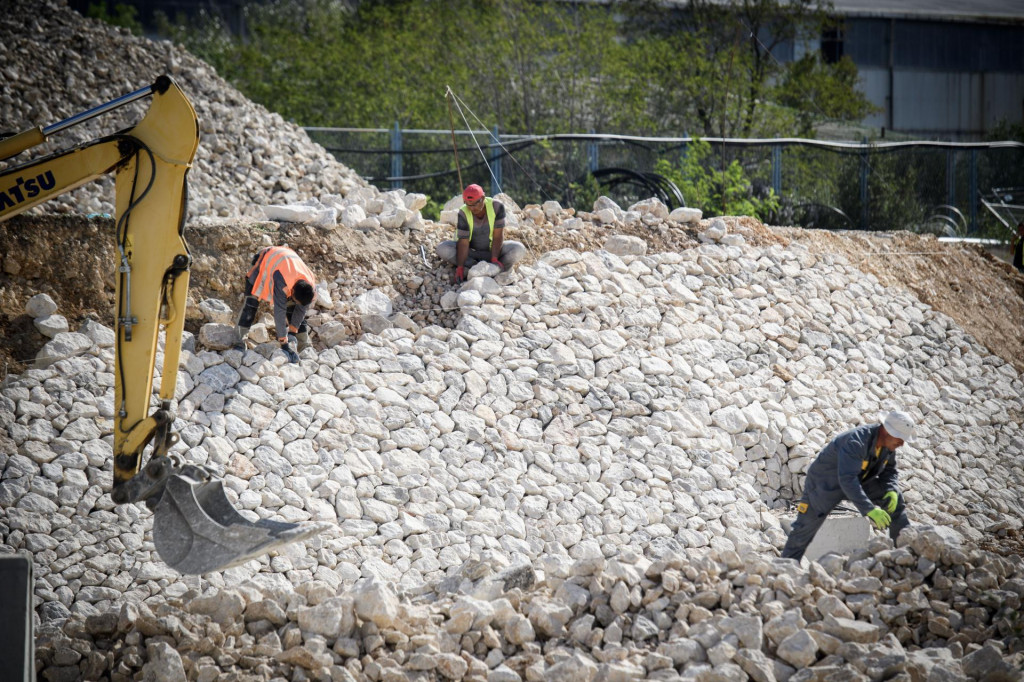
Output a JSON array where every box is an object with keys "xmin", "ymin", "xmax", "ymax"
[{"xmin": 152, "ymin": 473, "xmax": 329, "ymax": 575}]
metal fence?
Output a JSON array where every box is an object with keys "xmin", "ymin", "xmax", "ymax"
[{"xmin": 305, "ymin": 126, "xmax": 1024, "ymax": 237}]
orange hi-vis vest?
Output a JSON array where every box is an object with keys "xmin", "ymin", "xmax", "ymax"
[{"xmin": 248, "ymin": 246, "xmax": 315, "ymax": 304}]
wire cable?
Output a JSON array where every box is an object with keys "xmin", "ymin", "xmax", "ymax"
[
  {"xmin": 446, "ymin": 88, "xmax": 501, "ymax": 194},
  {"xmin": 446, "ymin": 88, "xmax": 556, "ymax": 203}
]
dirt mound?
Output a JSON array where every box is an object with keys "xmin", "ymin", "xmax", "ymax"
[
  {"xmin": 777, "ymin": 228, "xmax": 1024, "ymax": 376},
  {"xmin": 3, "ymin": 212, "xmax": 1023, "ymax": 382},
  {"xmin": 0, "ymin": 215, "xmax": 423, "ymax": 375}
]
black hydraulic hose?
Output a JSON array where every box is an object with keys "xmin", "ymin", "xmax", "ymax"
[{"xmin": 114, "ymin": 140, "xmax": 157, "ymax": 433}]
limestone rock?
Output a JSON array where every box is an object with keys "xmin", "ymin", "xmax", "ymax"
[
  {"xmin": 33, "ymin": 313, "xmax": 69, "ymax": 338},
  {"xmin": 353, "ymin": 289, "xmax": 392, "ymax": 317},
  {"xmin": 26, "ymin": 293, "xmax": 58, "ymax": 317},
  {"xmin": 669, "ymin": 206, "xmax": 703, "ymax": 223},
  {"xmin": 198, "ymin": 298, "xmax": 235, "ymax": 324},
  {"xmin": 199, "ymin": 322, "xmax": 239, "ymax": 350},
  {"xmin": 35, "ymin": 331, "xmax": 93, "ymax": 368},
  {"xmin": 603, "ymin": 234, "xmax": 647, "ymax": 256}
]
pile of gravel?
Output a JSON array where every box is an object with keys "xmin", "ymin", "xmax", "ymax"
[
  {"xmin": 4, "ymin": 216, "xmax": 1024, "ymax": 680},
  {"xmin": 0, "ymin": 0, "xmax": 365, "ymax": 220},
  {"xmin": 33, "ymin": 531, "xmax": 1024, "ymax": 681},
  {"xmin": 4, "ymin": 2, "xmax": 1024, "ymax": 680}
]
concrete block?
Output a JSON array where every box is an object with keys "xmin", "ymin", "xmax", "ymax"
[{"xmin": 780, "ymin": 514, "xmax": 871, "ymax": 562}]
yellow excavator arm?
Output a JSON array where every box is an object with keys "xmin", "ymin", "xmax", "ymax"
[{"xmin": 0, "ymin": 77, "xmax": 324, "ymax": 574}]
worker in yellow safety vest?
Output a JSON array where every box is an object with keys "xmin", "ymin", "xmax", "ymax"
[{"xmin": 435, "ymin": 184, "xmax": 526, "ymax": 283}]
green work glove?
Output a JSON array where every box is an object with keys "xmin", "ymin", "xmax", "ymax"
[
  {"xmin": 866, "ymin": 507, "xmax": 891, "ymax": 530},
  {"xmin": 882, "ymin": 491, "xmax": 899, "ymax": 513}
]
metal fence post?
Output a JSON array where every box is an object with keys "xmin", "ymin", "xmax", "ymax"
[
  {"xmin": 390, "ymin": 121, "xmax": 402, "ymax": 190},
  {"xmin": 969, "ymin": 149, "xmax": 978, "ymax": 233},
  {"xmin": 772, "ymin": 144, "xmax": 782, "ymax": 196},
  {"xmin": 860, "ymin": 139, "xmax": 869, "ymax": 230},
  {"xmin": 946, "ymin": 149, "xmax": 955, "ymax": 209},
  {"xmin": 490, "ymin": 125, "xmax": 501, "ymax": 196}
]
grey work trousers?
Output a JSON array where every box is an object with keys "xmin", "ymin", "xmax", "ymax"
[
  {"xmin": 781, "ymin": 485, "xmax": 909, "ymax": 561},
  {"xmin": 435, "ymin": 240, "xmax": 527, "ymax": 269}
]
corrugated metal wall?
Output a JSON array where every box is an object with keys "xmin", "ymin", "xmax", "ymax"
[
  {"xmin": 860, "ymin": 70, "xmax": 1024, "ymax": 136},
  {"xmin": 846, "ymin": 17, "xmax": 1024, "ymax": 138}
]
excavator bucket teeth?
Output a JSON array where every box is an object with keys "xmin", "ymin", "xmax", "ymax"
[{"xmin": 152, "ymin": 474, "xmax": 328, "ymax": 575}]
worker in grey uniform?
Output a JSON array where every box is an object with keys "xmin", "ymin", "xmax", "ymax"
[
  {"xmin": 435, "ymin": 184, "xmax": 526, "ymax": 283},
  {"xmin": 781, "ymin": 411, "xmax": 915, "ymax": 561}
]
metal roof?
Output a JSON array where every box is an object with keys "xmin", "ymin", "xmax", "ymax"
[
  {"xmin": 640, "ymin": 0, "xmax": 1024, "ymax": 23},
  {"xmin": 829, "ymin": 0, "xmax": 1024, "ymax": 22}
]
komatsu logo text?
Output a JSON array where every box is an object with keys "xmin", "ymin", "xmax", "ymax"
[{"xmin": 0, "ymin": 171, "xmax": 57, "ymax": 210}]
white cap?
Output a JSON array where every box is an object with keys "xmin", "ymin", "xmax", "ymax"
[{"xmin": 883, "ymin": 411, "xmax": 915, "ymax": 442}]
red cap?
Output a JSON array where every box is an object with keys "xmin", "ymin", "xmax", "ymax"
[{"xmin": 463, "ymin": 184, "xmax": 485, "ymax": 203}]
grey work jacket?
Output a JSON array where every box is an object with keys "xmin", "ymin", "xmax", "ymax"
[{"xmin": 802, "ymin": 423, "xmax": 899, "ymax": 515}]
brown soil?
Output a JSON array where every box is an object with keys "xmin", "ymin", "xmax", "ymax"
[
  {"xmin": 775, "ymin": 227, "xmax": 1024, "ymax": 376},
  {"xmin": 0, "ymin": 215, "xmax": 423, "ymax": 377},
  {"xmin": 978, "ymin": 527, "xmax": 1024, "ymax": 559},
  {"xmin": 2, "ymin": 212, "xmax": 1023, "ymax": 382}
]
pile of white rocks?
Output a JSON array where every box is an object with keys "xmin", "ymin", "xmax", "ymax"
[
  {"xmin": 287, "ymin": 194, "xmax": 710, "ymax": 340},
  {"xmin": 30, "ymin": 527, "xmax": 1024, "ymax": 681},
  {"xmin": 263, "ymin": 188, "xmax": 431, "ymax": 234},
  {"xmin": 254, "ymin": 186, "xmax": 702, "ymax": 245},
  {"xmin": 23, "ymin": 293, "xmax": 68, "ymax": 340},
  {"xmin": 0, "ymin": 0, "xmax": 365, "ymax": 220},
  {"xmin": 4, "ymin": 218, "xmax": 1024, "ymax": 679}
]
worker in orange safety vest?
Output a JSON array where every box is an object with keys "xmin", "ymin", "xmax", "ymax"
[{"xmin": 234, "ymin": 245, "xmax": 316, "ymax": 362}]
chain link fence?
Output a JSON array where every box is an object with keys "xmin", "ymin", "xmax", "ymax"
[{"xmin": 306, "ymin": 127, "xmax": 1024, "ymax": 239}]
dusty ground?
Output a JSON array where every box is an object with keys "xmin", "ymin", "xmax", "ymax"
[
  {"xmin": 2, "ymin": 212, "xmax": 1023, "ymax": 380},
  {"xmin": 0, "ymin": 215, "xmax": 420, "ymax": 377}
]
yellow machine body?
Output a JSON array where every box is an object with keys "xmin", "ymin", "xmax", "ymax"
[{"xmin": 0, "ymin": 77, "xmax": 324, "ymax": 575}]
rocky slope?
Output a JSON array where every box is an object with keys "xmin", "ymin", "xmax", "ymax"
[
  {"xmin": 2, "ymin": 2, "xmax": 1024, "ymax": 681},
  {"xmin": 6, "ymin": 213, "xmax": 1024, "ymax": 681},
  {"xmin": 0, "ymin": 0, "xmax": 364, "ymax": 219}
]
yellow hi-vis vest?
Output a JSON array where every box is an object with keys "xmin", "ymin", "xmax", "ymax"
[{"xmin": 460, "ymin": 197, "xmax": 497, "ymax": 245}]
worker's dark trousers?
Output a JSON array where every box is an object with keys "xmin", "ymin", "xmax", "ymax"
[
  {"xmin": 781, "ymin": 486, "xmax": 909, "ymax": 561},
  {"xmin": 238, "ymin": 274, "xmax": 261, "ymax": 328},
  {"xmin": 236, "ymin": 277, "xmax": 307, "ymax": 333}
]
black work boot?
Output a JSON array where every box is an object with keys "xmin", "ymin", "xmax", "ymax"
[{"xmin": 233, "ymin": 325, "xmax": 249, "ymax": 351}]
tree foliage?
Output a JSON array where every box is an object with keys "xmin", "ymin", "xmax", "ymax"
[
  {"xmin": 154, "ymin": 0, "xmax": 871, "ymax": 136},
  {"xmin": 136, "ymin": 0, "xmax": 898, "ymax": 217},
  {"xmin": 656, "ymin": 140, "xmax": 779, "ymax": 220},
  {"xmin": 86, "ymin": 1, "xmax": 143, "ymax": 34},
  {"xmin": 612, "ymin": 0, "xmax": 875, "ymax": 137}
]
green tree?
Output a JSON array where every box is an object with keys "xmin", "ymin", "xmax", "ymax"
[
  {"xmin": 656, "ymin": 139, "xmax": 779, "ymax": 219},
  {"xmin": 157, "ymin": 0, "xmax": 620, "ymax": 134},
  {"xmin": 834, "ymin": 148, "xmax": 926, "ymax": 231},
  {"xmin": 86, "ymin": 1, "xmax": 143, "ymax": 34},
  {"xmin": 776, "ymin": 54, "xmax": 877, "ymax": 135},
  {"xmin": 615, "ymin": 0, "xmax": 873, "ymax": 138},
  {"xmin": 155, "ymin": 0, "xmax": 873, "ymax": 138},
  {"xmin": 142, "ymin": 0, "xmax": 879, "ymax": 207}
]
